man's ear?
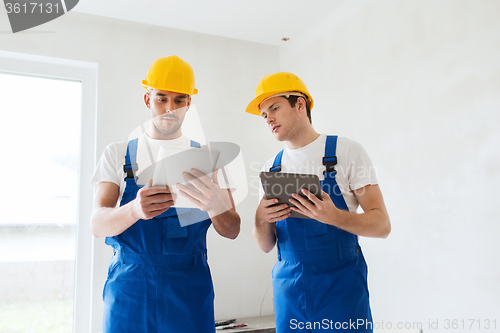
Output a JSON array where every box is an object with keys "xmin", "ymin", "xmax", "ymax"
[
  {"xmin": 144, "ymin": 91, "xmax": 151, "ymax": 109},
  {"xmin": 297, "ymin": 96, "xmax": 307, "ymax": 114},
  {"xmin": 185, "ymin": 96, "xmax": 192, "ymax": 111}
]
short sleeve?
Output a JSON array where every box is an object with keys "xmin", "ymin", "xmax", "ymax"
[
  {"xmin": 90, "ymin": 143, "xmax": 125, "ymax": 188},
  {"xmin": 347, "ymin": 140, "xmax": 379, "ymax": 191}
]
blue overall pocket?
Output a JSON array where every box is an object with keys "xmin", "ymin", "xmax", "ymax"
[
  {"xmin": 304, "ymin": 219, "xmax": 332, "ymax": 250},
  {"xmin": 165, "ymin": 217, "xmax": 188, "ymax": 239},
  {"xmin": 305, "ymin": 219, "xmax": 328, "ymax": 237},
  {"xmin": 162, "ymin": 216, "xmax": 189, "ymax": 255}
]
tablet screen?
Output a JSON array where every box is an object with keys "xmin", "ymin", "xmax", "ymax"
[
  {"xmin": 153, "ymin": 146, "xmax": 220, "ymax": 208},
  {"xmin": 259, "ymin": 172, "xmax": 322, "ymax": 219}
]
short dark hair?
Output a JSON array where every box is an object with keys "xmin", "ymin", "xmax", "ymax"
[{"xmin": 285, "ymin": 95, "xmax": 312, "ymax": 124}]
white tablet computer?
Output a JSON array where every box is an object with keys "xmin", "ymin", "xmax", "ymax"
[{"xmin": 153, "ymin": 146, "xmax": 220, "ymax": 208}]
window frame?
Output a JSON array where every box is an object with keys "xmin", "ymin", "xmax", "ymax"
[{"xmin": 0, "ymin": 50, "xmax": 97, "ymax": 333}]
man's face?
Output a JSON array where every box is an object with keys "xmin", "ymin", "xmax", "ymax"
[
  {"xmin": 260, "ymin": 96, "xmax": 301, "ymax": 142},
  {"xmin": 144, "ymin": 89, "xmax": 191, "ymax": 139}
]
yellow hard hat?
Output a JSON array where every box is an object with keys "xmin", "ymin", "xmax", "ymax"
[
  {"xmin": 142, "ymin": 55, "xmax": 198, "ymax": 95},
  {"xmin": 245, "ymin": 72, "xmax": 314, "ymax": 115}
]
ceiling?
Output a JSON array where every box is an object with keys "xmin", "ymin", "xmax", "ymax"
[{"xmin": 72, "ymin": 0, "xmax": 347, "ymax": 46}]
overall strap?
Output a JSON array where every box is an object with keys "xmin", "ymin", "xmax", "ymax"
[
  {"xmin": 124, "ymin": 138, "xmax": 139, "ymax": 182},
  {"xmin": 323, "ymin": 135, "xmax": 338, "ymax": 180},
  {"xmin": 270, "ymin": 150, "xmax": 284, "ymax": 172},
  {"xmin": 323, "ymin": 135, "xmax": 349, "ymax": 211},
  {"xmin": 119, "ymin": 138, "xmax": 140, "ymax": 208},
  {"xmin": 190, "ymin": 140, "xmax": 201, "ymax": 148}
]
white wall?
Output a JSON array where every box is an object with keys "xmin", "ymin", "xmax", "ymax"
[
  {"xmin": 0, "ymin": 9, "xmax": 282, "ymax": 331},
  {"xmin": 280, "ymin": 0, "xmax": 500, "ymax": 329}
]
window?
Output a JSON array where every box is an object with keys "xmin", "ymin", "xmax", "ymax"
[{"xmin": 0, "ymin": 51, "xmax": 97, "ymax": 333}]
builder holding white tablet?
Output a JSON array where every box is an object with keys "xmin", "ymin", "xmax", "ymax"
[
  {"xmin": 247, "ymin": 72, "xmax": 391, "ymax": 333},
  {"xmin": 90, "ymin": 55, "xmax": 240, "ymax": 333}
]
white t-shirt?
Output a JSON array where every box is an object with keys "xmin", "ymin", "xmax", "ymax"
[
  {"xmin": 259, "ymin": 134, "xmax": 378, "ymax": 213},
  {"xmin": 91, "ymin": 134, "xmax": 230, "ymax": 205}
]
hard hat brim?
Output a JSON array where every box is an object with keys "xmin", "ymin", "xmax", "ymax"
[
  {"xmin": 245, "ymin": 91, "xmax": 314, "ymax": 116},
  {"xmin": 141, "ymin": 81, "xmax": 198, "ymax": 95},
  {"xmin": 245, "ymin": 91, "xmax": 281, "ymax": 116}
]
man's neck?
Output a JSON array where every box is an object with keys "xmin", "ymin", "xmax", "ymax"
[{"xmin": 285, "ymin": 126, "xmax": 320, "ymax": 150}]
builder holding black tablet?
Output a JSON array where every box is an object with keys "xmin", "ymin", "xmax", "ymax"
[{"xmin": 246, "ymin": 72, "xmax": 391, "ymax": 333}]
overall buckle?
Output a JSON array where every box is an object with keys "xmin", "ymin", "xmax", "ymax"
[
  {"xmin": 123, "ymin": 163, "xmax": 138, "ymax": 180},
  {"xmin": 269, "ymin": 164, "xmax": 282, "ymax": 172},
  {"xmin": 322, "ymin": 156, "xmax": 337, "ymax": 175}
]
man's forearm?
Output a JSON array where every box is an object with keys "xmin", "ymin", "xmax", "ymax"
[
  {"xmin": 210, "ymin": 208, "xmax": 240, "ymax": 239},
  {"xmin": 326, "ymin": 208, "xmax": 391, "ymax": 238},
  {"xmin": 91, "ymin": 204, "xmax": 139, "ymax": 238},
  {"xmin": 253, "ymin": 218, "xmax": 276, "ymax": 253},
  {"xmin": 207, "ymin": 188, "xmax": 240, "ymax": 239}
]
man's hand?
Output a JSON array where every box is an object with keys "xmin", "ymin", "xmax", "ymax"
[
  {"xmin": 290, "ymin": 185, "xmax": 391, "ymax": 238},
  {"xmin": 256, "ymin": 195, "xmax": 291, "ymax": 224},
  {"xmin": 177, "ymin": 168, "xmax": 226, "ymax": 214},
  {"xmin": 289, "ymin": 188, "xmax": 339, "ymax": 224},
  {"xmin": 132, "ymin": 179, "xmax": 176, "ymax": 220}
]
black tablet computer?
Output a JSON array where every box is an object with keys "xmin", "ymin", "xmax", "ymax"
[{"xmin": 259, "ymin": 171, "xmax": 323, "ymax": 219}]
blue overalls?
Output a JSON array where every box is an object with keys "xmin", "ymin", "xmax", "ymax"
[
  {"xmin": 102, "ymin": 138, "xmax": 215, "ymax": 333},
  {"xmin": 270, "ymin": 136, "xmax": 372, "ymax": 332}
]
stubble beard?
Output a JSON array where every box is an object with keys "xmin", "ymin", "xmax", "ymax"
[
  {"xmin": 152, "ymin": 116, "xmax": 182, "ymax": 136},
  {"xmin": 274, "ymin": 122, "xmax": 301, "ymax": 143}
]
